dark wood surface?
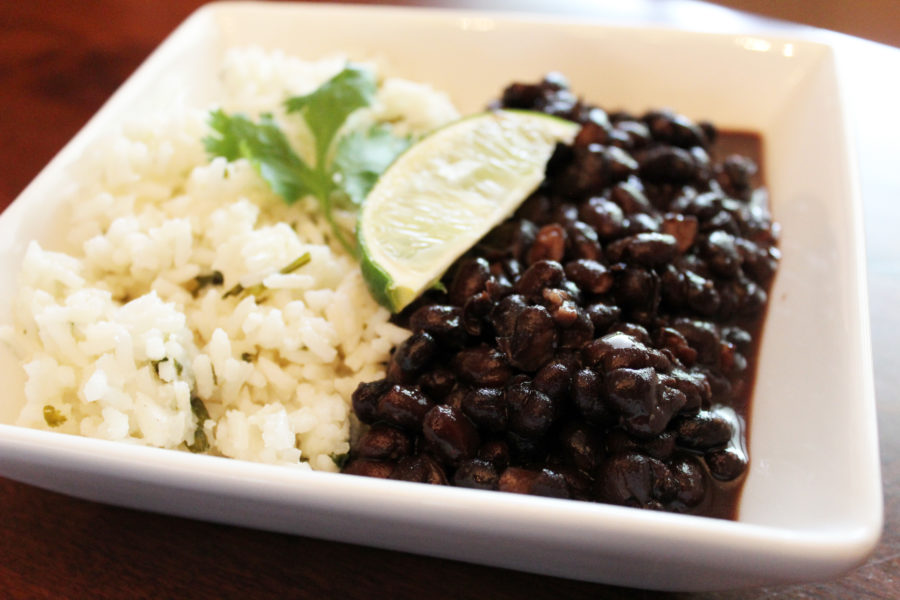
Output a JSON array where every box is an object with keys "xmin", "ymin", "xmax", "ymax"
[{"xmin": 1, "ymin": 1, "xmax": 897, "ymax": 598}]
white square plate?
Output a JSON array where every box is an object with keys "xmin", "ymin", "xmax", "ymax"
[{"xmin": 0, "ymin": 2, "xmax": 881, "ymax": 591}]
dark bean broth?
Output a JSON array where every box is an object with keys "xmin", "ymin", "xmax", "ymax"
[{"xmin": 344, "ymin": 76, "xmax": 779, "ymax": 521}]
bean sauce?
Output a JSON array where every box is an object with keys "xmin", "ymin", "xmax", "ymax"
[{"xmin": 342, "ymin": 74, "xmax": 779, "ymax": 520}]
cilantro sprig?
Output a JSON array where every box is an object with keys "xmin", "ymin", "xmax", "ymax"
[{"xmin": 203, "ymin": 65, "xmax": 410, "ymax": 255}]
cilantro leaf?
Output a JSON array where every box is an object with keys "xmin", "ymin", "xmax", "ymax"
[
  {"xmin": 332, "ymin": 124, "xmax": 411, "ymax": 209},
  {"xmin": 204, "ymin": 65, "xmax": 400, "ymax": 258},
  {"xmin": 204, "ymin": 110, "xmax": 325, "ymax": 203},
  {"xmin": 285, "ymin": 65, "xmax": 377, "ymax": 169}
]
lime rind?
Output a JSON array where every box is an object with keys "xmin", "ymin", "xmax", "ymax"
[{"xmin": 358, "ymin": 109, "xmax": 578, "ymax": 312}]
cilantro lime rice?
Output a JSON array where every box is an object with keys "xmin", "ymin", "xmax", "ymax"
[{"xmin": 0, "ymin": 47, "xmax": 459, "ymax": 470}]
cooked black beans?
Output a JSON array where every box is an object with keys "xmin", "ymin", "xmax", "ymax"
[
  {"xmin": 453, "ymin": 458, "xmax": 500, "ymax": 490},
  {"xmin": 390, "ymin": 455, "xmax": 448, "ymax": 485},
  {"xmin": 354, "ymin": 424, "xmax": 411, "ymax": 461},
  {"xmin": 422, "ymin": 404, "xmax": 480, "ymax": 466},
  {"xmin": 376, "ymin": 384, "xmax": 432, "ymax": 431},
  {"xmin": 344, "ymin": 76, "xmax": 778, "ymax": 520},
  {"xmin": 705, "ymin": 447, "xmax": 748, "ymax": 481}
]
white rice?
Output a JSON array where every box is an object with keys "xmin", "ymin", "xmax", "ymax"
[{"xmin": 0, "ymin": 48, "xmax": 459, "ymax": 471}]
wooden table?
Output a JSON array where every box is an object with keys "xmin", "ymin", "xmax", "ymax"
[{"xmin": 1, "ymin": 1, "xmax": 897, "ymax": 598}]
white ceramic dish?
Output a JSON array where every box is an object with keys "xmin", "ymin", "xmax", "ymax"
[{"xmin": 0, "ymin": 2, "xmax": 881, "ymax": 591}]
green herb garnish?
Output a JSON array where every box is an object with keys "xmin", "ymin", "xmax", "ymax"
[
  {"xmin": 221, "ymin": 252, "xmax": 311, "ymax": 301},
  {"xmin": 187, "ymin": 396, "xmax": 211, "ymax": 453},
  {"xmin": 191, "ymin": 270, "xmax": 224, "ymax": 296},
  {"xmin": 329, "ymin": 452, "xmax": 350, "ymax": 469},
  {"xmin": 151, "ymin": 358, "xmax": 183, "ymax": 378},
  {"xmin": 204, "ymin": 65, "xmax": 410, "ymax": 255},
  {"xmin": 43, "ymin": 405, "xmax": 66, "ymax": 428},
  {"xmin": 279, "ymin": 252, "xmax": 311, "ymax": 274}
]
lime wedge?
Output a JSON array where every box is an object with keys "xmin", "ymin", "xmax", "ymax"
[{"xmin": 358, "ymin": 109, "xmax": 579, "ymax": 312}]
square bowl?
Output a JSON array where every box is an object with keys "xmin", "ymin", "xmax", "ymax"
[{"xmin": 0, "ymin": 2, "xmax": 881, "ymax": 591}]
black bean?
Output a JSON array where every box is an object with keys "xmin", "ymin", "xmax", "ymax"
[
  {"xmin": 614, "ymin": 120, "xmax": 652, "ymax": 149},
  {"xmin": 605, "ymin": 367, "xmax": 685, "ymax": 437},
  {"xmin": 548, "ymin": 202, "xmax": 579, "ymax": 229},
  {"xmin": 454, "ymin": 345, "xmax": 513, "ymax": 387},
  {"xmin": 578, "ymin": 196, "xmax": 625, "ymax": 239},
  {"xmin": 612, "ymin": 322, "xmax": 653, "ymax": 346},
  {"xmin": 343, "ymin": 459, "xmax": 396, "ymax": 479},
  {"xmin": 422, "ymin": 404, "xmax": 480, "ymax": 466},
  {"xmin": 623, "ymin": 212, "xmax": 661, "ymax": 235},
  {"xmin": 609, "ymin": 180, "xmax": 653, "ymax": 214},
  {"xmin": 683, "ymin": 270, "xmax": 722, "ymax": 316},
  {"xmin": 531, "ymin": 468, "xmax": 572, "ymax": 499},
  {"xmin": 661, "ymin": 214, "xmax": 698, "ymax": 252},
  {"xmin": 533, "ymin": 360, "xmax": 573, "ymax": 400},
  {"xmin": 489, "ymin": 293, "xmax": 527, "ymax": 338},
  {"xmin": 718, "ymin": 341, "xmax": 747, "ymax": 376},
  {"xmin": 594, "ymin": 452, "xmax": 672, "ymax": 507},
  {"xmin": 656, "ymin": 326, "xmax": 697, "ymax": 366},
  {"xmin": 722, "ymin": 326, "xmax": 752, "ymax": 351},
  {"xmin": 639, "ymin": 146, "xmax": 698, "ymax": 183},
  {"xmin": 737, "ymin": 239, "xmax": 779, "ymax": 285},
  {"xmin": 699, "ymin": 120, "xmax": 717, "ymax": 144},
  {"xmin": 607, "ymin": 233, "xmax": 679, "ymax": 267},
  {"xmin": 672, "ymin": 190, "xmax": 722, "ymax": 221},
  {"xmin": 574, "ymin": 113, "xmax": 611, "ymax": 148},
  {"xmin": 516, "ymin": 194, "xmax": 553, "ymax": 225},
  {"xmin": 354, "ymin": 424, "xmax": 412, "ymax": 461},
  {"xmin": 461, "ymin": 290, "xmax": 493, "ymax": 337},
  {"xmin": 582, "ymin": 331, "xmax": 671, "ymax": 372},
  {"xmin": 705, "ymin": 447, "xmax": 748, "ymax": 481},
  {"xmin": 390, "ymin": 455, "xmax": 448, "ymax": 485},
  {"xmin": 449, "ymin": 257, "xmax": 492, "ymax": 305},
  {"xmin": 641, "ymin": 430, "xmax": 677, "ymax": 460},
  {"xmin": 614, "ymin": 267, "xmax": 660, "ymax": 313},
  {"xmin": 716, "ymin": 154, "xmax": 757, "ymax": 201},
  {"xmin": 351, "ymin": 378, "xmax": 390, "ymax": 425},
  {"xmin": 563, "ymin": 144, "xmax": 638, "ymax": 196},
  {"xmin": 441, "ymin": 384, "xmax": 467, "ymax": 412},
  {"xmin": 645, "ymin": 111, "xmax": 708, "ymax": 148},
  {"xmin": 553, "ymin": 465, "xmax": 593, "ymax": 500},
  {"xmin": 664, "ymin": 368, "xmax": 711, "ymax": 413},
  {"xmin": 453, "ymin": 458, "xmax": 500, "ymax": 490},
  {"xmin": 549, "ymin": 296, "xmax": 579, "ymax": 328},
  {"xmin": 480, "ymin": 220, "xmax": 538, "ymax": 262},
  {"xmin": 676, "ymin": 410, "xmax": 733, "ymax": 449},
  {"xmin": 673, "ymin": 319, "xmax": 721, "ymax": 365},
  {"xmin": 585, "ymin": 302, "xmax": 621, "ymax": 334},
  {"xmin": 670, "ymin": 455, "xmax": 706, "ymax": 507},
  {"xmin": 565, "ymin": 259, "xmax": 613, "ymax": 295},
  {"xmin": 376, "ymin": 385, "xmax": 432, "ymax": 431},
  {"xmin": 500, "ymin": 82, "xmax": 544, "ymax": 109},
  {"xmin": 558, "ymin": 307, "xmax": 595, "ymax": 350},
  {"xmin": 497, "ymin": 466, "xmax": 540, "ymax": 495},
  {"xmin": 387, "ymin": 332, "xmax": 436, "ymax": 383},
  {"xmin": 417, "ymin": 367, "xmax": 456, "ymax": 401},
  {"xmin": 572, "ymin": 367, "xmax": 610, "ymax": 424},
  {"xmin": 702, "ymin": 231, "xmax": 742, "ymax": 278},
  {"xmin": 499, "ymin": 304, "xmax": 558, "ymax": 372},
  {"xmin": 526, "ymin": 224, "xmax": 567, "ymax": 264},
  {"xmin": 461, "ymin": 387, "xmax": 508, "ymax": 433},
  {"xmin": 558, "ymin": 420, "xmax": 604, "ymax": 474},
  {"xmin": 513, "ymin": 260, "xmax": 565, "ymax": 297},
  {"xmin": 408, "ymin": 304, "xmax": 467, "ymax": 348},
  {"xmin": 506, "ymin": 380, "xmax": 557, "ymax": 438},
  {"xmin": 498, "ymin": 467, "xmax": 570, "ymax": 499},
  {"xmin": 565, "ymin": 220, "xmax": 604, "ymax": 261},
  {"xmin": 477, "ymin": 440, "xmax": 511, "ymax": 472}
]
